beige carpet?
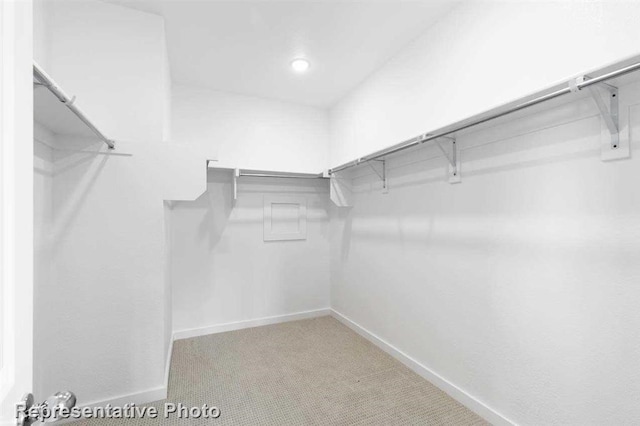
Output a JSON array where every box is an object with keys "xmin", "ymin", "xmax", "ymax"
[{"xmin": 75, "ymin": 316, "xmax": 489, "ymax": 425}]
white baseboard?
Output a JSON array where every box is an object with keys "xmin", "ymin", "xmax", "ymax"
[
  {"xmin": 42, "ymin": 386, "xmax": 168, "ymax": 426},
  {"xmin": 330, "ymin": 309, "xmax": 517, "ymax": 426},
  {"xmin": 72, "ymin": 386, "xmax": 167, "ymax": 414},
  {"xmin": 81, "ymin": 386, "xmax": 167, "ymax": 409},
  {"xmin": 173, "ymin": 308, "xmax": 331, "ymax": 341}
]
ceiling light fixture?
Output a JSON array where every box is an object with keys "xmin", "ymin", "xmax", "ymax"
[{"xmin": 291, "ymin": 58, "xmax": 310, "ymax": 73}]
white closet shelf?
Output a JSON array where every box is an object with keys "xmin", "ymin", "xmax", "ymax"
[
  {"xmin": 207, "ymin": 166, "xmax": 329, "ymax": 205},
  {"xmin": 208, "ymin": 58, "xmax": 640, "ymax": 185},
  {"xmin": 33, "ymin": 61, "xmax": 115, "ymax": 149},
  {"xmin": 207, "ymin": 164, "xmax": 328, "ymax": 180},
  {"xmin": 329, "ymin": 57, "xmax": 640, "ymax": 175}
]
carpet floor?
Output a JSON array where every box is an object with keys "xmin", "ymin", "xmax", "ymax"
[{"xmin": 74, "ymin": 316, "xmax": 489, "ymax": 425}]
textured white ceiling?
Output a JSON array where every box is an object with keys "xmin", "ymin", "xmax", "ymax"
[{"xmin": 104, "ymin": 1, "xmax": 459, "ymax": 107}]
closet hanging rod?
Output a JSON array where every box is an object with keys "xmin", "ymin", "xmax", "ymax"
[
  {"xmin": 238, "ymin": 170, "xmax": 328, "ymax": 179},
  {"xmin": 33, "ymin": 62, "xmax": 115, "ymax": 150},
  {"xmin": 328, "ymin": 60, "xmax": 640, "ymax": 174}
]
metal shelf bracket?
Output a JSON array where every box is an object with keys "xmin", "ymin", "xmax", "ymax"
[
  {"xmin": 233, "ymin": 168, "xmax": 239, "ymax": 204},
  {"xmin": 571, "ymin": 76, "xmax": 627, "ymax": 161},
  {"xmin": 588, "ymin": 82, "xmax": 619, "ymax": 149},
  {"xmin": 367, "ymin": 159, "xmax": 388, "ymax": 193},
  {"xmin": 434, "ymin": 136, "xmax": 461, "ymax": 184}
]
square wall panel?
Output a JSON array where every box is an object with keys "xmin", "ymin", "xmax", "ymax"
[{"xmin": 263, "ymin": 196, "xmax": 307, "ymax": 241}]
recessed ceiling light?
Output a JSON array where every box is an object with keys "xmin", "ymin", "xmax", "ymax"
[{"xmin": 291, "ymin": 58, "xmax": 310, "ymax": 73}]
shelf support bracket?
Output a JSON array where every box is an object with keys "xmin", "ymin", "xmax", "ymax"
[
  {"xmin": 588, "ymin": 83, "xmax": 618, "ymax": 147},
  {"xmin": 366, "ymin": 159, "xmax": 388, "ymax": 193},
  {"xmin": 233, "ymin": 168, "xmax": 239, "ymax": 205},
  {"xmin": 570, "ymin": 76, "xmax": 627, "ymax": 161},
  {"xmin": 434, "ymin": 136, "xmax": 461, "ymax": 184}
]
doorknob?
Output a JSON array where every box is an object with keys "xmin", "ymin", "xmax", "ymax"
[{"xmin": 17, "ymin": 391, "xmax": 77, "ymax": 426}]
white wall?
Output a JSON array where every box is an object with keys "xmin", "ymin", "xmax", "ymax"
[
  {"xmin": 34, "ymin": 139, "xmax": 204, "ymax": 408},
  {"xmin": 40, "ymin": 140, "xmax": 169, "ymax": 405},
  {"xmin": 330, "ymin": 77, "xmax": 640, "ymax": 425},
  {"xmin": 47, "ymin": 0, "xmax": 168, "ymax": 144},
  {"xmin": 329, "ymin": 5, "xmax": 640, "ymax": 422},
  {"xmin": 330, "ymin": 1, "xmax": 640, "ymax": 167},
  {"xmin": 172, "ymin": 85, "xmax": 329, "ymax": 172},
  {"xmin": 31, "ymin": 0, "xmax": 201, "ymax": 407},
  {"xmin": 33, "ymin": 136, "xmax": 205, "ymax": 407},
  {"xmin": 171, "ymin": 170, "xmax": 330, "ymax": 336}
]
